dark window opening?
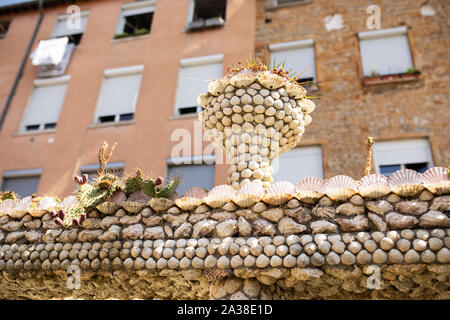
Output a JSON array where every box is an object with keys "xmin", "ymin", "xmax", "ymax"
[
  {"xmin": 265, "ymin": 18, "xmax": 272, "ymax": 24},
  {"xmin": 379, "ymin": 164, "xmax": 401, "ymax": 177},
  {"xmin": 278, "ymin": 0, "xmax": 307, "ymax": 4},
  {"xmin": 81, "ymin": 168, "xmax": 124, "ymax": 181},
  {"xmin": 123, "ymin": 12, "xmax": 153, "ymax": 35},
  {"xmin": 188, "ymin": 0, "xmax": 226, "ymax": 31},
  {"xmin": 44, "ymin": 123, "xmax": 56, "ymax": 130},
  {"xmin": 179, "ymin": 106, "xmax": 198, "ymax": 115},
  {"xmin": 296, "ymin": 77, "xmax": 317, "ymax": 90},
  {"xmin": 0, "ymin": 20, "xmax": 11, "ymax": 39},
  {"xmin": 98, "ymin": 115, "xmax": 116, "ymax": 123},
  {"xmin": 65, "ymin": 33, "xmax": 83, "ymax": 45},
  {"xmin": 405, "ymin": 162, "xmax": 428, "ymax": 173},
  {"xmin": 25, "ymin": 124, "xmax": 40, "ymax": 131},
  {"xmin": 119, "ymin": 113, "xmax": 134, "ymax": 121}
]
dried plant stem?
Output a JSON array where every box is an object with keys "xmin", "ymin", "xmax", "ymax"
[{"xmin": 365, "ymin": 137, "xmax": 375, "ymax": 176}]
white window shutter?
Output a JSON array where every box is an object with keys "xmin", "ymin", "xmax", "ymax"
[
  {"xmin": 2, "ymin": 176, "xmax": 40, "ymax": 197},
  {"xmin": 52, "ymin": 15, "xmax": 89, "ymax": 37},
  {"xmin": 168, "ymin": 164, "xmax": 215, "ymax": 195},
  {"xmin": 21, "ymin": 80, "xmax": 69, "ymax": 130},
  {"xmin": 175, "ymin": 61, "xmax": 222, "ymax": 114},
  {"xmin": 270, "ymin": 40, "xmax": 316, "ymax": 79},
  {"xmin": 359, "ymin": 28, "xmax": 413, "ymax": 76},
  {"xmin": 373, "ymin": 139, "xmax": 433, "ymax": 170},
  {"xmin": 95, "ymin": 70, "xmax": 143, "ymax": 120},
  {"xmin": 272, "ymin": 146, "xmax": 323, "ymax": 183}
]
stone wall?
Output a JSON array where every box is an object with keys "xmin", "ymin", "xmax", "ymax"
[{"xmin": 0, "ymin": 191, "xmax": 449, "ymax": 299}]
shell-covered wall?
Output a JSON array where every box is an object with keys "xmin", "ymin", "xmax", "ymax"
[{"xmin": 0, "ymin": 188, "xmax": 449, "ymax": 299}]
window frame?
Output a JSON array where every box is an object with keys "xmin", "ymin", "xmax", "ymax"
[
  {"xmin": 185, "ymin": 0, "xmax": 227, "ymax": 32},
  {"xmin": 93, "ymin": 65, "xmax": 144, "ymax": 125},
  {"xmin": 1, "ymin": 168, "xmax": 42, "ymax": 196},
  {"xmin": 174, "ymin": 54, "xmax": 223, "ymax": 116},
  {"xmin": 0, "ymin": 19, "xmax": 11, "ymax": 39},
  {"xmin": 19, "ymin": 75, "xmax": 70, "ymax": 133},
  {"xmin": 51, "ymin": 10, "xmax": 90, "ymax": 46},
  {"xmin": 264, "ymin": 0, "xmax": 312, "ymax": 10},
  {"xmin": 115, "ymin": 0, "xmax": 156, "ymax": 38}
]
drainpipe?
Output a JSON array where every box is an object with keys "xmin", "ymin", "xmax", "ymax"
[{"xmin": 0, "ymin": 0, "xmax": 44, "ymax": 131}]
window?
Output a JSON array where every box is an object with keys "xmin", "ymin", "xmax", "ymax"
[
  {"xmin": 94, "ymin": 65, "xmax": 143, "ymax": 124},
  {"xmin": 358, "ymin": 27, "xmax": 414, "ymax": 77},
  {"xmin": 265, "ymin": 0, "xmax": 311, "ymax": 10},
  {"xmin": 115, "ymin": 0, "xmax": 155, "ymax": 39},
  {"xmin": 186, "ymin": 0, "xmax": 226, "ymax": 31},
  {"xmin": 0, "ymin": 19, "xmax": 11, "ymax": 39},
  {"xmin": 1, "ymin": 169, "xmax": 42, "ymax": 197},
  {"xmin": 167, "ymin": 156, "xmax": 216, "ymax": 195},
  {"xmin": 373, "ymin": 139, "xmax": 433, "ymax": 176},
  {"xmin": 272, "ymin": 146, "xmax": 323, "ymax": 183},
  {"xmin": 269, "ymin": 39, "xmax": 316, "ymax": 89},
  {"xmin": 175, "ymin": 54, "xmax": 223, "ymax": 116},
  {"xmin": 51, "ymin": 11, "xmax": 89, "ymax": 45},
  {"xmin": 80, "ymin": 162, "xmax": 125, "ymax": 182},
  {"xmin": 20, "ymin": 76, "xmax": 70, "ymax": 132}
]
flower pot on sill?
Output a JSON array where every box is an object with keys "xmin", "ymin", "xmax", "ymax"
[{"xmin": 198, "ymin": 71, "xmax": 316, "ymax": 190}]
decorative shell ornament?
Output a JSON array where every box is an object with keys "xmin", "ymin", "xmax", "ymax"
[
  {"xmin": 422, "ymin": 167, "xmax": 450, "ymax": 195},
  {"xmin": 204, "ymin": 185, "xmax": 236, "ymax": 208},
  {"xmin": 148, "ymin": 197, "xmax": 175, "ymax": 212},
  {"xmin": 208, "ymin": 79, "xmax": 228, "ymax": 96},
  {"xmin": 10, "ymin": 197, "xmax": 32, "ymax": 219},
  {"xmin": 175, "ymin": 187, "xmax": 207, "ymax": 211},
  {"xmin": 295, "ymin": 177, "xmax": 325, "ymax": 204},
  {"xmin": 298, "ymin": 99, "xmax": 316, "ymax": 114},
  {"xmin": 233, "ymin": 181, "xmax": 265, "ymax": 208},
  {"xmin": 263, "ymin": 181, "xmax": 295, "ymax": 205},
  {"xmin": 230, "ymin": 72, "xmax": 257, "ymax": 88},
  {"xmin": 0, "ymin": 199, "xmax": 16, "ymax": 217},
  {"xmin": 358, "ymin": 174, "xmax": 391, "ymax": 198},
  {"xmin": 257, "ymin": 72, "xmax": 286, "ymax": 89},
  {"xmin": 121, "ymin": 190, "xmax": 150, "ymax": 214},
  {"xmin": 388, "ymin": 169, "xmax": 424, "ymax": 197},
  {"xmin": 325, "ymin": 175, "xmax": 358, "ymax": 201},
  {"xmin": 285, "ymin": 82, "xmax": 307, "ymax": 99},
  {"xmin": 96, "ymin": 191, "xmax": 126, "ymax": 215}
]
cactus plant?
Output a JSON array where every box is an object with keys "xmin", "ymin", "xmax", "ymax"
[
  {"xmin": 124, "ymin": 168, "xmax": 179, "ymax": 199},
  {"xmin": 0, "ymin": 191, "xmax": 17, "ymax": 201}
]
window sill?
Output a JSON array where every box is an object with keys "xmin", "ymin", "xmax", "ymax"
[
  {"xmin": 13, "ymin": 129, "xmax": 57, "ymax": 137},
  {"xmin": 265, "ymin": 0, "xmax": 313, "ymax": 11},
  {"xmin": 88, "ymin": 120, "xmax": 136, "ymax": 129},
  {"xmin": 110, "ymin": 34, "xmax": 150, "ymax": 44},
  {"xmin": 362, "ymin": 73, "xmax": 420, "ymax": 86},
  {"xmin": 169, "ymin": 114, "xmax": 199, "ymax": 121}
]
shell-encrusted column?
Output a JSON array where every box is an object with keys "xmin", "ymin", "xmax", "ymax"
[{"xmin": 198, "ymin": 71, "xmax": 316, "ymax": 190}]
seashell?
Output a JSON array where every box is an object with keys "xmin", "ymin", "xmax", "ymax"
[
  {"xmin": 170, "ymin": 192, "xmax": 181, "ymax": 201},
  {"xmin": 295, "ymin": 177, "xmax": 325, "ymax": 204},
  {"xmin": 204, "ymin": 185, "xmax": 236, "ymax": 208},
  {"xmin": 149, "ymin": 198, "xmax": 175, "ymax": 212},
  {"xmin": 233, "ymin": 181, "xmax": 265, "ymax": 208},
  {"xmin": 262, "ymin": 181, "xmax": 295, "ymax": 205},
  {"xmin": 107, "ymin": 191, "xmax": 127, "ymax": 205},
  {"xmin": 175, "ymin": 187, "xmax": 207, "ymax": 211},
  {"xmin": 388, "ymin": 169, "xmax": 424, "ymax": 197},
  {"xmin": 28, "ymin": 207, "xmax": 47, "ymax": 218},
  {"xmin": 9, "ymin": 197, "xmax": 32, "ymax": 219},
  {"xmin": 358, "ymin": 174, "xmax": 391, "ymax": 198},
  {"xmin": 96, "ymin": 201, "xmax": 120, "ymax": 215},
  {"xmin": 1, "ymin": 199, "xmax": 16, "ymax": 217},
  {"xmin": 299, "ymin": 99, "xmax": 316, "ymax": 114},
  {"xmin": 208, "ymin": 79, "xmax": 228, "ymax": 96},
  {"xmin": 39, "ymin": 197, "xmax": 58, "ymax": 211},
  {"xmin": 285, "ymin": 82, "xmax": 307, "ymax": 99},
  {"xmin": 197, "ymin": 93, "xmax": 209, "ymax": 108},
  {"xmin": 325, "ymin": 175, "xmax": 358, "ymax": 201},
  {"xmin": 121, "ymin": 201, "xmax": 146, "ymax": 214},
  {"xmin": 257, "ymin": 72, "xmax": 286, "ymax": 90},
  {"xmin": 230, "ymin": 74, "xmax": 256, "ymax": 88},
  {"xmin": 422, "ymin": 167, "xmax": 450, "ymax": 195}
]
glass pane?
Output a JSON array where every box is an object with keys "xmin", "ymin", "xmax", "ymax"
[
  {"xmin": 405, "ymin": 162, "xmax": 428, "ymax": 173},
  {"xmin": 379, "ymin": 164, "xmax": 401, "ymax": 176},
  {"xmin": 2, "ymin": 176, "xmax": 40, "ymax": 197},
  {"xmin": 168, "ymin": 164, "xmax": 215, "ymax": 195}
]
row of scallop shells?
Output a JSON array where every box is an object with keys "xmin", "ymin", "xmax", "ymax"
[
  {"xmin": 174, "ymin": 167, "xmax": 449, "ymax": 210},
  {"xmin": 0, "ymin": 196, "xmax": 78, "ymax": 218}
]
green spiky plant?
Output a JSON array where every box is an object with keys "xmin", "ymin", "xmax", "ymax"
[
  {"xmin": 0, "ymin": 191, "xmax": 17, "ymax": 201},
  {"xmin": 124, "ymin": 168, "xmax": 179, "ymax": 199}
]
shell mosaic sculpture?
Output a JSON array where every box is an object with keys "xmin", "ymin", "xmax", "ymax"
[{"xmin": 198, "ymin": 65, "xmax": 316, "ymax": 190}]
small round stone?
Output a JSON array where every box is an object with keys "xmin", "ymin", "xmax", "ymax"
[
  {"xmin": 304, "ymin": 243, "xmax": 316, "ymax": 256},
  {"xmin": 436, "ymin": 248, "xmax": 450, "ymax": 263},
  {"xmin": 264, "ymin": 244, "xmax": 276, "ymax": 257},
  {"xmin": 144, "ymin": 240, "xmax": 153, "ymax": 248},
  {"xmin": 388, "ymin": 249, "xmax": 404, "ymax": 263},
  {"xmin": 283, "ymin": 255, "xmax": 296, "ymax": 268},
  {"xmin": 430, "ymin": 229, "xmax": 445, "ymax": 239},
  {"xmin": 176, "ymin": 239, "xmax": 187, "ymax": 248},
  {"xmin": 416, "ymin": 230, "xmax": 430, "ymax": 241},
  {"xmin": 270, "ymin": 255, "xmax": 283, "ymax": 267},
  {"xmin": 364, "ymin": 240, "xmax": 377, "ymax": 253},
  {"xmin": 276, "ymin": 245, "xmax": 289, "ymax": 257},
  {"xmin": 156, "ymin": 258, "xmax": 168, "ymax": 269},
  {"xmin": 289, "ymin": 244, "xmax": 302, "ymax": 256},
  {"xmin": 311, "ymin": 252, "xmax": 324, "ymax": 266},
  {"xmin": 421, "ymin": 250, "xmax": 436, "ymax": 263},
  {"xmin": 145, "ymin": 258, "xmax": 156, "ymax": 269},
  {"xmin": 244, "ymin": 255, "xmax": 256, "ymax": 267},
  {"xmin": 187, "ymin": 239, "xmax": 198, "ymax": 247},
  {"xmin": 332, "ymin": 241, "xmax": 345, "ymax": 254},
  {"xmin": 356, "ymin": 250, "xmax": 372, "ymax": 264},
  {"xmin": 297, "ymin": 254, "xmax": 310, "ymax": 267},
  {"xmin": 342, "ymin": 233, "xmax": 355, "ymax": 244},
  {"xmin": 404, "ymin": 249, "xmax": 420, "ymax": 264},
  {"xmin": 341, "ymin": 251, "xmax": 356, "ymax": 265},
  {"xmin": 380, "ymin": 237, "xmax": 394, "ymax": 251},
  {"xmin": 273, "ymin": 235, "xmax": 285, "ymax": 246},
  {"xmin": 348, "ymin": 241, "xmax": 362, "ymax": 254},
  {"xmin": 356, "ymin": 232, "xmax": 370, "ymax": 243},
  {"xmin": 372, "ymin": 249, "xmax": 387, "ymax": 264},
  {"xmin": 141, "ymin": 248, "xmax": 153, "ymax": 259},
  {"xmin": 412, "ymin": 239, "xmax": 427, "ymax": 252},
  {"xmin": 300, "ymin": 235, "xmax": 313, "ymax": 245},
  {"xmin": 259, "ymin": 236, "xmax": 272, "ymax": 246},
  {"xmin": 249, "ymin": 244, "xmax": 263, "ymax": 256},
  {"xmin": 230, "ymin": 255, "xmax": 244, "ymax": 268},
  {"xmin": 286, "ymin": 235, "xmax": 300, "ymax": 246},
  {"xmin": 328, "ymin": 234, "xmax": 342, "ymax": 244},
  {"xmin": 179, "ymin": 257, "xmax": 191, "ymax": 269},
  {"xmin": 396, "ymin": 239, "xmax": 411, "ymax": 253},
  {"xmin": 239, "ymin": 245, "xmax": 250, "ymax": 257},
  {"xmin": 400, "ymin": 229, "xmax": 415, "ymax": 240},
  {"xmin": 185, "ymin": 247, "xmax": 195, "ymax": 258},
  {"xmin": 198, "ymin": 238, "xmax": 209, "ymax": 247},
  {"xmin": 165, "ymin": 240, "xmax": 176, "ymax": 248},
  {"xmin": 371, "ymin": 232, "xmax": 384, "ymax": 243},
  {"xmin": 217, "ymin": 256, "xmax": 230, "ymax": 269},
  {"xmin": 314, "ymin": 234, "xmax": 327, "ymax": 245},
  {"xmin": 428, "ymin": 238, "xmax": 443, "ymax": 251},
  {"xmin": 256, "ymin": 254, "xmax": 270, "ymax": 268},
  {"xmin": 192, "ymin": 257, "xmax": 204, "ymax": 269},
  {"xmin": 204, "ymin": 255, "xmax": 218, "ymax": 268},
  {"xmin": 154, "ymin": 240, "xmax": 164, "ymax": 248},
  {"xmin": 130, "ymin": 247, "xmax": 141, "ymax": 258},
  {"xmin": 325, "ymin": 252, "xmax": 340, "ymax": 265},
  {"xmin": 167, "ymin": 257, "xmax": 179, "ymax": 269}
]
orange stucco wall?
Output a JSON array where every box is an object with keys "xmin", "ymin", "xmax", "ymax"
[{"xmin": 0, "ymin": 0, "xmax": 256, "ymax": 196}]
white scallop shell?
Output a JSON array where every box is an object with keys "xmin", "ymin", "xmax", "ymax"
[
  {"xmin": 38, "ymin": 197, "xmax": 58, "ymax": 210},
  {"xmin": 121, "ymin": 201, "xmax": 147, "ymax": 214},
  {"xmin": 257, "ymin": 72, "xmax": 286, "ymax": 90},
  {"xmin": 96, "ymin": 201, "xmax": 120, "ymax": 215},
  {"xmin": 208, "ymin": 79, "xmax": 228, "ymax": 96},
  {"xmin": 325, "ymin": 175, "xmax": 358, "ymax": 201},
  {"xmin": 175, "ymin": 187, "xmax": 207, "ymax": 211},
  {"xmin": 127, "ymin": 190, "xmax": 151, "ymax": 203},
  {"xmin": 28, "ymin": 207, "xmax": 46, "ymax": 218},
  {"xmin": 358, "ymin": 174, "xmax": 391, "ymax": 198},
  {"xmin": 285, "ymin": 82, "xmax": 307, "ymax": 99},
  {"xmin": 230, "ymin": 73, "xmax": 256, "ymax": 88},
  {"xmin": 295, "ymin": 177, "xmax": 325, "ymax": 204},
  {"xmin": 422, "ymin": 167, "xmax": 449, "ymax": 195},
  {"xmin": 183, "ymin": 186, "xmax": 207, "ymax": 199},
  {"xmin": 10, "ymin": 197, "xmax": 32, "ymax": 219},
  {"xmin": 262, "ymin": 181, "xmax": 295, "ymax": 205},
  {"xmin": 388, "ymin": 169, "xmax": 424, "ymax": 197},
  {"xmin": 204, "ymin": 185, "xmax": 237, "ymax": 208},
  {"xmin": 233, "ymin": 181, "xmax": 265, "ymax": 207},
  {"xmin": 148, "ymin": 198, "xmax": 175, "ymax": 212},
  {"xmin": 1, "ymin": 199, "xmax": 16, "ymax": 217}
]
